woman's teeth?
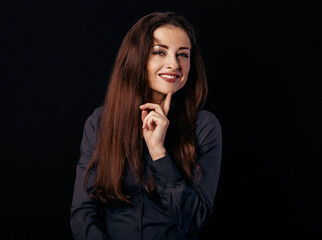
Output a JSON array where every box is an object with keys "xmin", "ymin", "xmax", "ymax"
[{"xmin": 160, "ymin": 74, "xmax": 177, "ymax": 79}]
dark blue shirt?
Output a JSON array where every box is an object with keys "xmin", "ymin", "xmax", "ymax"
[{"xmin": 70, "ymin": 108, "xmax": 222, "ymax": 240}]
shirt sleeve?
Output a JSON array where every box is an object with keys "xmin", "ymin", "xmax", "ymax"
[
  {"xmin": 148, "ymin": 110, "xmax": 222, "ymax": 236},
  {"xmin": 70, "ymin": 107, "xmax": 108, "ymax": 240}
]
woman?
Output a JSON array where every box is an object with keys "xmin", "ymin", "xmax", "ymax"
[{"xmin": 70, "ymin": 12, "xmax": 222, "ymax": 240}]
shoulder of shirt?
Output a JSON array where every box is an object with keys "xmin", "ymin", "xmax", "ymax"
[
  {"xmin": 84, "ymin": 106, "xmax": 103, "ymax": 131},
  {"xmin": 195, "ymin": 110, "xmax": 222, "ymax": 151},
  {"xmin": 196, "ymin": 110, "xmax": 221, "ymax": 129},
  {"xmin": 92, "ymin": 106, "xmax": 103, "ymax": 119},
  {"xmin": 196, "ymin": 110, "xmax": 222, "ymax": 138}
]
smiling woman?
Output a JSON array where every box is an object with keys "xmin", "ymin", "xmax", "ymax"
[
  {"xmin": 147, "ymin": 25, "xmax": 191, "ymax": 104},
  {"xmin": 70, "ymin": 12, "xmax": 222, "ymax": 240}
]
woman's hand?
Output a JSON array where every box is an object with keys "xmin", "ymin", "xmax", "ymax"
[{"xmin": 140, "ymin": 92, "xmax": 173, "ymax": 161}]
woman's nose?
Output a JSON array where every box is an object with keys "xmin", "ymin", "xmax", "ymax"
[{"xmin": 165, "ymin": 54, "xmax": 179, "ymax": 70}]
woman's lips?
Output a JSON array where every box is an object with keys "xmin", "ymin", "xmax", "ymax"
[{"xmin": 159, "ymin": 74, "xmax": 181, "ymax": 82}]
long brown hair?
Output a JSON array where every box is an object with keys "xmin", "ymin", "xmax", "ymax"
[{"xmin": 84, "ymin": 12, "xmax": 208, "ymax": 203}]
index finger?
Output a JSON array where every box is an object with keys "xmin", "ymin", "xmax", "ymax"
[{"xmin": 163, "ymin": 92, "xmax": 173, "ymax": 116}]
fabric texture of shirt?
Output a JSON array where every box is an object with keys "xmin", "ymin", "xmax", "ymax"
[{"xmin": 70, "ymin": 107, "xmax": 222, "ymax": 240}]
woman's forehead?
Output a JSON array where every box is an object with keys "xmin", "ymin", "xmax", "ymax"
[{"xmin": 152, "ymin": 26, "xmax": 191, "ymax": 49}]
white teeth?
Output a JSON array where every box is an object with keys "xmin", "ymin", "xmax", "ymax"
[{"xmin": 160, "ymin": 74, "xmax": 178, "ymax": 79}]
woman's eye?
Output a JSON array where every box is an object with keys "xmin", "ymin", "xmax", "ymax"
[
  {"xmin": 177, "ymin": 53, "xmax": 189, "ymax": 58},
  {"xmin": 153, "ymin": 51, "xmax": 165, "ymax": 55}
]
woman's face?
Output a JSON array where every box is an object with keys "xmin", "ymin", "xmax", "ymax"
[{"xmin": 147, "ymin": 25, "xmax": 191, "ymax": 101}]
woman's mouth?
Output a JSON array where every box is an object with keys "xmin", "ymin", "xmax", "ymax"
[{"xmin": 159, "ymin": 74, "xmax": 181, "ymax": 82}]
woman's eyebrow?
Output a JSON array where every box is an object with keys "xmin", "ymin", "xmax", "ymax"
[
  {"xmin": 153, "ymin": 44, "xmax": 190, "ymax": 51},
  {"xmin": 154, "ymin": 44, "xmax": 168, "ymax": 49},
  {"xmin": 153, "ymin": 44, "xmax": 169, "ymax": 49},
  {"xmin": 178, "ymin": 46, "xmax": 190, "ymax": 51}
]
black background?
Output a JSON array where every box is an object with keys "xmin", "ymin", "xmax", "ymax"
[{"xmin": 2, "ymin": 1, "xmax": 321, "ymax": 239}]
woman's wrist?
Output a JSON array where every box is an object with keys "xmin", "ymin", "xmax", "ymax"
[{"xmin": 149, "ymin": 147, "xmax": 166, "ymax": 161}]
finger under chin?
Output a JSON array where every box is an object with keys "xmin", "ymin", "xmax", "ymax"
[{"xmin": 163, "ymin": 92, "xmax": 173, "ymax": 115}]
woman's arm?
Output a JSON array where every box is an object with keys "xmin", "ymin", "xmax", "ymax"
[
  {"xmin": 148, "ymin": 110, "xmax": 222, "ymax": 236},
  {"xmin": 70, "ymin": 108, "xmax": 107, "ymax": 240}
]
